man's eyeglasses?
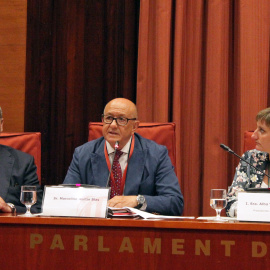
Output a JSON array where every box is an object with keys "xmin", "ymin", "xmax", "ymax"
[{"xmin": 102, "ymin": 115, "xmax": 136, "ymax": 126}]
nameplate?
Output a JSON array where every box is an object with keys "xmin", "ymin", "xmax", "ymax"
[
  {"xmin": 237, "ymin": 192, "xmax": 270, "ymax": 222},
  {"xmin": 42, "ymin": 185, "xmax": 110, "ymax": 218}
]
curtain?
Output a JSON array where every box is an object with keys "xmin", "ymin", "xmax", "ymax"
[{"xmin": 136, "ymin": 0, "xmax": 270, "ymax": 216}]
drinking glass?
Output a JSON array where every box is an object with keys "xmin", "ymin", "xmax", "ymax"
[
  {"xmin": 210, "ymin": 189, "xmax": 227, "ymax": 221},
  {"xmin": 20, "ymin": 186, "xmax": 37, "ymax": 216}
]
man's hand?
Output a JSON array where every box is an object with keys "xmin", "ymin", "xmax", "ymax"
[
  {"xmin": 107, "ymin": 196, "xmax": 137, "ymax": 208},
  {"xmin": 0, "ymin": 197, "xmax": 12, "ymax": 213}
]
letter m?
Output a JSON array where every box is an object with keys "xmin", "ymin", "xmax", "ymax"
[{"xmin": 144, "ymin": 238, "xmax": 161, "ymax": 254}]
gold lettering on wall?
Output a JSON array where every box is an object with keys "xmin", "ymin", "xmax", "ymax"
[
  {"xmin": 98, "ymin": 236, "xmax": 110, "ymax": 252},
  {"xmin": 221, "ymin": 240, "xmax": 235, "ymax": 257},
  {"xmin": 144, "ymin": 238, "xmax": 161, "ymax": 254},
  {"xmin": 30, "ymin": 233, "xmax": 43, "ymax": 249},
  {"xmin": 252, "ymin": 241, "xmax": 267, "ymax": 258},
  {"xmin": 74, "ymin": 235, "xmax": 88, "ymax": 251},
  {"xmin": 50, "ymin": 234, "xmax": 65, "ymax": 250},
  {"xmin": 195, "ymin": 240, "xmax": 210, "ymax": 256},
  {"xmin": 172, "ymin": 239, "xmax": 185, "ymax": 255},
  {"xmin": 119, "ymin": 237, "xmax": 134, "ymax": 253}
]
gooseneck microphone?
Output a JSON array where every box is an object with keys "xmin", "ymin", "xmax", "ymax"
[
  {"xmin": 106, "ymin": 141, "xmax": 119, "ymax": 188},
  {"xmin": 220, "ymin": 143, "xmax": 270, "ymax": 189}
]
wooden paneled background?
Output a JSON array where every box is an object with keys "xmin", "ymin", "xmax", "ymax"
[
  {"xmin": 24, "ymin": 0, "xmax": 140, "ymax": 185},
  {"xmin": 0, "ymin": 0, "xmax": 27, "ymax": 132}
]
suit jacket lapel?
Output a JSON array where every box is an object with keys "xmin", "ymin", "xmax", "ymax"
[
  {"xmin": 0, "ymin": 146, "xmax": 14, "ymax": 200},
  {"xmin": 90, "ymin": 140, "xmax": 109, "ymax": 187},
  {"xmin": 124, "ymin": 140, "xmax": 147, "ymax": 195}
]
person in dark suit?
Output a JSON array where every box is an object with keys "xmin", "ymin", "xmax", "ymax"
[
  {"xmin": 64, "ymin": 98, "xmax": 184, "ymax": 216},
  {"xmin": 0, "ymin": 107, "xmax": 42, "ymax": 213}
]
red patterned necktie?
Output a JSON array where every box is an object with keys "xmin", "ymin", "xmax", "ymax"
[{"xmin": 110, "ymin": 150, "xmax": 123, "ymax": 199}]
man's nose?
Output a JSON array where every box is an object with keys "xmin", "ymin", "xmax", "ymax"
[{"xmin": 110, "ymin": 118, "xmax": 118, "ymax": 127}]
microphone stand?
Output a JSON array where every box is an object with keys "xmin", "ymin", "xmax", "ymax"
[{"xmin": 220, "ymin": 144, "xmax": 270, "ymax": 191}]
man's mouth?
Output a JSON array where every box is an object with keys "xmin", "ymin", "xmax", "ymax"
[{"xmin": 108, "ymin": 131, "xmax": 119, "ymax": 136}]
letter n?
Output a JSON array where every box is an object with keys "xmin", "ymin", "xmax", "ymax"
[{"xmin": 195, "ymin": 240, "xmax": 210, "ymax": 256}]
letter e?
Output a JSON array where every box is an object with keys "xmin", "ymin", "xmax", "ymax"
[{"xmin": 172, "ymin": 239, "xmax": 185, "ymax": 255}]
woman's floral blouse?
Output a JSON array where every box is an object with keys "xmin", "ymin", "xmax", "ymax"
[{"xmin": 226, "ymin": 149, "xmax": 269, "ymax": 217}]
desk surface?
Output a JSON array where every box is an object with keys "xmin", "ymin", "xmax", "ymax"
[
  {"xmin": 0, "ymin": 213, "xmax": 269, "ymax": 231},
  {"xmin": 0, "ymin": 214, "xmax": 269, "ymax": 270}
]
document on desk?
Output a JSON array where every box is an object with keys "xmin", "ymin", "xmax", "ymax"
[{"xmin": 108, "ymin": 207, "xmax": 195, "ymax": 220}]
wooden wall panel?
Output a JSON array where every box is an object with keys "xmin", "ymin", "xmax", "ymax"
[
  {"xmin": 25, "ymin": 0, "xmax": 140, "ymax": 185},
  {"xmin": 0, "ymin": 0, "xmax": 27, "ymax": 132}
]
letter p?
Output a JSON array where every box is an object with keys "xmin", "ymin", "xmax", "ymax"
[{"xmin": 30, "ymin": 233, "xmax": 43, "ymax": 249}]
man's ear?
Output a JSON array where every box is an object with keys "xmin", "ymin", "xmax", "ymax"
[{"xmin": 132, "ymin": 120, "xmax": 140, "ymax": 133}]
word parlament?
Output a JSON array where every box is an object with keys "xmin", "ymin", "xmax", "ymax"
[{"xmin": 30, "ymin": 233, "xmax": 268, "ymax": 258}]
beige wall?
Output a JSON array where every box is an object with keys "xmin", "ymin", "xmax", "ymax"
[{"xmin": 0, "ymin": 0, "xmax": 27, "ymax": 132}]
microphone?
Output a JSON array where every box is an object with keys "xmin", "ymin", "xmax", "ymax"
[
  {"xmin": 106, "ymin": 141, "xmax": 119, "ymax": 188},
  {"xmin": 220, "ymin": 144, "xmax": 270, "ymax": 190},
  {"xmin": 220, "ymin": 144, "xmax": 234, "ymax": 153}
]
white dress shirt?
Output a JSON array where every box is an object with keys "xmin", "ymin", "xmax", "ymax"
[{"xmin": 106, "ymin": 137, "xmax": 132, "ymax": 175}]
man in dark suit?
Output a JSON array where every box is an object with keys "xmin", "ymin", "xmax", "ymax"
[
  {"xmin": 64, "ymin": 98, "xmax": 184, "ymax": 216},
  {"xmin": 0, "ymin": 107, "xmax": 42, "ymax": 213}
]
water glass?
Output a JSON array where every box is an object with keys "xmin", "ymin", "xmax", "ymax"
[
  {"xmin": 20, "ymin": 186, "xmax": 37, "ymax": 216},
  {"xmin": 210, "ymin": 189, "xmax": 227, "ymax": 221}
]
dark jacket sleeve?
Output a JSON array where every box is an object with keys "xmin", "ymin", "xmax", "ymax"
[
  {"xmin": 5, "ymin": 149, "xmax": 43, "ymax": 213},
  {"xmin": 141, "ymin": 144, "xmax": 184, "ymax": 216}
]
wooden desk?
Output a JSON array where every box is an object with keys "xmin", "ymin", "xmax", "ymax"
[{"xmin": 0, "ymin": 214, "xmax": 269, "ymax": 269}]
